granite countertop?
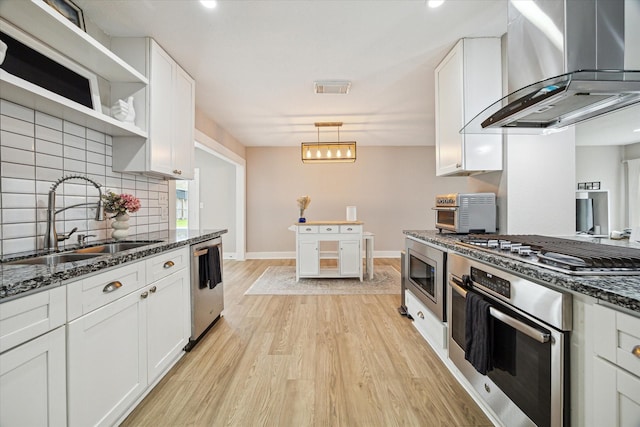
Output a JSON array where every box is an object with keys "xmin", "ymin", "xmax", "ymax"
[
  {"xmin": 0, "ymin": 229, "xmax": 227, "ymax": 302},
  {"xmin": 403, "ymin": 230, "xmax": 640, "ymax": 314}
]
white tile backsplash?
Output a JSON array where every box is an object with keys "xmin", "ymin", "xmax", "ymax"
[
  {"xmin": 35, "ymin": 111, "xmax": 63, "ymax": 131},
  {"xmin": 0, "ymin": 99, "xmax": 170, "ymax": 257}
]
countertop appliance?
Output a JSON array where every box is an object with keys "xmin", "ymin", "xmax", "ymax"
[
  {"xmin": 405, "ymin": 237, "xmax": 446, "ymax": 322},
  {"xmin": 186, "ymin": 236, "xmax": 224, "ymax": 351},
  {"xmin": 457, "ymin": 234, "xmax": 640, "ymax": 275},
  {"xmin": 448, "ymin": 252, "xmax": 572, "ymax": 427},
  {"xmin": 433, "ymin": 193, "xmax": 496, "ymax": 234},
  {"xmin": 463, "ymin": 0, "xmax": 640, "ymax": 133}
]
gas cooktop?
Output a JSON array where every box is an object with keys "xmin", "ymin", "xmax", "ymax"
[{"xmin": 457, "ymin": 234, "xmax": 640, "ymax": 275}]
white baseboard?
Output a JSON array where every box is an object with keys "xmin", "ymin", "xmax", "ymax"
[{"xmin": 246, "ymin": 250, "xmax": 402, "ymax": 259}]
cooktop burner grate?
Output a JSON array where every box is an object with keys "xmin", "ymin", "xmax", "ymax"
[{"xmin": 460, "ymin": 234, "xmax": 640, "ymax": 274}]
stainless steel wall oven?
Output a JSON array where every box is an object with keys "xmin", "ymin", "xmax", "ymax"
[
  {"xmin": 405, "ymin": 237, "xmax": 446, "ymax": 322},
  {"xmin": 447, "ymin": 253, "xmax": 572, "ymax": 427}
]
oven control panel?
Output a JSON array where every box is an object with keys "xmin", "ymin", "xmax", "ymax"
[{"xmin": 471, "ymin": 267, "xmax": 511, "ymax": 298}]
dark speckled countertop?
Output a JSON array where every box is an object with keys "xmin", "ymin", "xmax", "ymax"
[
  {"xmin": 403, "ymin": 230, "xmax": 640, "ymax": 315},
  {"xmin": 0, "ymin": 229, "xmax": 227, "ymax": 302}
]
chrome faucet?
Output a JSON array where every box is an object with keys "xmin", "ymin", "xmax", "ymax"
[{"xmin": 44, "ymin": 175, "xmax": 105, "ymax": 251}]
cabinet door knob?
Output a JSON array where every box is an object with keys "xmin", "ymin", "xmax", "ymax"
[
  {"xmin": 173, "ymin": 169, "xmax": 182, "ymax": 175},
  {"xmin": 163, "ymin": 260, "xmax": 175, "ymax": 269},
  {"xmin": 347, "ymin": 227, "xmax": 353, "ymax": 231},
  {"xmin": 140, "ymin": 291, "xmax": 149, "ymax": 299},
  {"xmin": 632, "ymin": 345, "xmax": 640, "ymax": 358},
  {"xmin": 417, "ymin": 311, "xmax": 425, "ymax": 319},
  {"xmin": 103, "ymin": 281, "xmax": 122, "ymax": 293},
  {"xmin": 149, "ymin": 286, "xmax": 157, "ymax": 293}
]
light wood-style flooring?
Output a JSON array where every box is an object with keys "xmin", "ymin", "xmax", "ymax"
[{"xmin": 121, "ymin": 259, "xmax": 493, "ymax": 426}]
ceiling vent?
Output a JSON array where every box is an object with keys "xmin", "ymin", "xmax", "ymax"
[{"xmin": 314, "ymin": 80, "xmax": 351, "ymax": 94}]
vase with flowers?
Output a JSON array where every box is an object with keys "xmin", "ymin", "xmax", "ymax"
[
  {"xmin": 102, "ymin": 191, "xmax": 141, "ymax": 240},
  {"xmin": 297, "ymin": 195, "xmax": 311, "ymax": 223}
]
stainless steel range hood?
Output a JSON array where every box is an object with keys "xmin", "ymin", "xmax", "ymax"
[{"xmin": 463, "ymin": 0, "xmax": 640, "ymax": 134}]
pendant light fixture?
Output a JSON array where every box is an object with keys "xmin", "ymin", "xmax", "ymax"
[{"xmin": 301, "ymin": 122, "xmax": 356, "ymax": 163}]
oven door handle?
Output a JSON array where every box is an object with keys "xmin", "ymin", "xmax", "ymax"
[
  {"xmin": 431, "ymin": 207, "xmax": 458, "ymax": 211},
  {"xmin": 489, "ymin": 307, "xmax": 550, "ymax": 344},
  {"xmin": 449, "ymin": 279, "xmax": 467, "ymax": 296}
]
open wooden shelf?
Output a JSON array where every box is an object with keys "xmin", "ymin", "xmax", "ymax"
[{"xmin": 0, "ymin": 0, "xmax": 147, "ymax": 84}]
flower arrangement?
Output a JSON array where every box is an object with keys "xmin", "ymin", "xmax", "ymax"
[
  {"xmin": 297, "ymin": 195, "xmax": 311, "ymax": 220},
  {"xmin": 102, "ymin": 191, "xmax": 141, "ymax": 217}
]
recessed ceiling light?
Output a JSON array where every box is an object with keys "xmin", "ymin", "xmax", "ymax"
[
  {"xmin": 200, "ymin": 0, "xmax": 217, "ymax": 9},
  {"xmin": 427, "ymin": 0, "xmax": 445, "ymax": 8},
  {"xmin": 634, "ymin": 128, "xmax": 640, "ymax": 132}
]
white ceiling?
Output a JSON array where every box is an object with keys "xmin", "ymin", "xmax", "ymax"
[{"xmin": 74, "ymin": 0, "xmax": 639, "ymax": 148}]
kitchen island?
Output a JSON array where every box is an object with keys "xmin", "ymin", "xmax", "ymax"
[
  {"xmin": 403, "ymin": 229, "xmax": 640, "ymax": 427},
  {"xmin": 403, "ymin": 229, "xmax": 640, "ymax": 313},
  {"xmin": 294, "ymin": 221, "xmax": 364, "ymax": 281}
]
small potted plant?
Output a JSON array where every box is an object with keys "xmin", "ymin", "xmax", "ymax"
[
  {"xmin": 102, "ymin": 191, "xmax": 141, "ymax": 240},
  {"xmin": 297, "ymin": 195, "xmax": 311, "ymax": 223}
]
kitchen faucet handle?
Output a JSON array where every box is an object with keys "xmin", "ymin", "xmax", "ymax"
[{"xmin": 57, "ymin": 227, "xmax": 78, "ymax": 242}]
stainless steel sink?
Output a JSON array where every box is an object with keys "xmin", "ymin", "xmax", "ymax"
[
  {"xmin": 5, "ymin": 253, "xmax": 104, "ymax": 265},
  {"xmin": 73, "ymin": 241, "xmax": 162, "ymax": 254}
]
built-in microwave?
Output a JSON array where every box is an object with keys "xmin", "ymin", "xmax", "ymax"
[
  {"xmin": 433, "ymin": 193, "xmax": 496, "ymax": 234},
  {"xmin": 404, "ymin": 237, "xmax": 446, "ymax": 322}
]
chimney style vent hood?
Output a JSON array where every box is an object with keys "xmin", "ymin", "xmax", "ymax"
[{"xmin": 463, "ymin": 0, "xmax": 640, "ymax": 134}]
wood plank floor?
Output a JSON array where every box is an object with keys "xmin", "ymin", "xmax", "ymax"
[{"xmin": 121, "ymin": 259, "xmax": 493, "ymax": 427}]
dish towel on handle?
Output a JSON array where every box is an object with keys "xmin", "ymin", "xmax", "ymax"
[
  {"xmin": 464, "ymin": 291, "xmax": 493, "ymax": 375},
  {"xmin": 209, "ymin": 245, "xmax": 222, "ymax": 289}
]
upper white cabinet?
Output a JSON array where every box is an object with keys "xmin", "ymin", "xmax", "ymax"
[
  {"xmin": 435, "ymin": 38, "xmax": 502, "ymax": 176},
  {"xmin": 0, "ymin": 1, "xmax": 148, "ymax": 138},
  {"xmin": 111, "ymin": 39, "xmax": 195, "ymax": 180}
]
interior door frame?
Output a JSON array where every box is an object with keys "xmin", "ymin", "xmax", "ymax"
[{"xmin": 192, "ymin": 130, "xmax": 246, "ymax": 261}]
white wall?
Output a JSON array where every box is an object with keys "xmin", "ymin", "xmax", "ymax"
[
  {"xmin": 576, "ymin": 145, "xmax": 625, "ymax": 231},
  {"xmin": 195, "ymin": 148, "xmax": 236, "ymax": 252},
  {"xmin": 504, "ymin": 129, "xmax": 576, "ymax": 235},
  {"xmin": 245, "ymin": 146, "xmax": 469, "ymax": 256}
]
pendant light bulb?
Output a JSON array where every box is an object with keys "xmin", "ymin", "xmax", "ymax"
[
  {"xmin": 306, "ymin": 147, "xmax": 311, "ymax": 159},
  {"xmin": 337, "ymin": 148, "xmax": 342, "ymax": 158},
  {"xmin": 347, "ymin": 146, "xmax": 352, "ymax": 157},
  {"xmin": 326, "ymin": 148, "xmax": 332, "ymax": 158},
  {"xmin": 316, "ymin": 149, "xmax": 321, "ymax": 158}
]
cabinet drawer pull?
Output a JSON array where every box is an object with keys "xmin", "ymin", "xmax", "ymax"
[
  {"xmin": 140, "ymin": 291, "xmax": 149, "ymax": 299},
  {"xmin": 103, "ymin": 281, "xmax": 122, "ymax": 293},
  {"xmin": 149, "ymin": 286, "xmax": 157, "ymax": 293},
  {"xmin": 163, "ymin": 260, "xmax": 175, "ymax": 269},
  {"xmin": 633, "ymin": 345, "xmax": 640, "ymax": 358},
  {"xmin": 417, "ymin": 311, "xmax": 425, "ymax": 319},
  {"xmin": 347, "ymin": 227, "xmax": 353, "ymax": 231},
  {"xmin": 173, "ymin": 169, "xmax": 182, "ymax": 175},
  {"xmin": 326, "ymin": 228, "xmax": 332, "ymax": 231},
  {"xmin": 305, "ymin": 228, "xmax": 312, "ymax": 231}
]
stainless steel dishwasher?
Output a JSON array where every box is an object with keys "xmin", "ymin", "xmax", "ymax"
[{"xmin": 185, "ymin": 236, "xmax": 224, "ymax": 351}]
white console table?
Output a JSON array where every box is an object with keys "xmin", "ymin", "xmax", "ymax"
[{"xmin": 294, "ymin": 221, "xmax": 364, "ymax": 281}]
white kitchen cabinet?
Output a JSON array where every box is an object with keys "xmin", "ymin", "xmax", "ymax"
[
  {"xmin": 298, "ymin": 239, "xmax": 320, "ymax": 276},
  {"xmin": 0, "ymin": 326, "xmax": 67, "ymax": 427},
  {"xmin": 67, "ymin": 247, "xmax": 190, "ymax": 426},
  {"xmin": 67, "ymin": 288, "xmax": 147, "ymax": 427},
  {"xmin": 146, "ymin": 267, "xmax": 190, "ymax": 382},
  {"xmin": 434, "ymin": 38, "xmax": 502, "ymax": 176},
  {"xmin": 295, "ymin": 222, "xmax": 363, "ymax": 281},
  {"xmin": 111, "ymin": 38, "xmax": 195, "ymax": 180},
  {"xmin": 339, "ymin": 240, "xmax": 361, "ymax": 276},
  {"xmin": 592, "ymin": 304, "xmax": 640, "ymax": 426},
  {"xmin": 0, "ymin": 287, "xmax": 67, "ymax": 427}
]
